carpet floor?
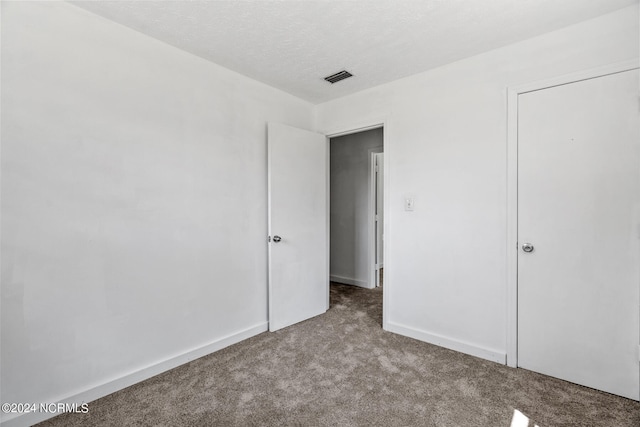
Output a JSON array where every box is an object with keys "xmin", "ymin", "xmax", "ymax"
[{"xmin": 40, "ymin": 283, "xmax": 639, "ymax": 426}]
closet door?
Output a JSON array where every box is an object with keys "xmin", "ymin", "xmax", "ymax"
[{"xmin": 517, "ymin": 69, "xmax": 640, "ymax": 400}]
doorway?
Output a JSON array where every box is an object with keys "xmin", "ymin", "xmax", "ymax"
[
  {"xmin": 329, "ymin": 127, "xmax": 384, "ymax": 290},
  {"xmin": 507, "ymin": 62, "xmax": 640, "ymax": 400},
  {"xmin": 267, "ymin": 122, "xmax": 387, "ymax": 333}
]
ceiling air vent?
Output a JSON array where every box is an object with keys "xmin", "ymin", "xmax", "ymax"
[{"xmin": 324, "ymin": 70, "xmax": 353, "ymax": 84}]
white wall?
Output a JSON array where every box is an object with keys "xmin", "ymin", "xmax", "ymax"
[
  {"xmin": 0, "ymin": 2, "xmax": 313, "ymax": 425},
  {"xmin": 316, "ymin": 5, "xmax": 639, "ymax": 363},
  {"xmin": 330, "ymin": 128, "xmax": 383, "ymax": 287}
]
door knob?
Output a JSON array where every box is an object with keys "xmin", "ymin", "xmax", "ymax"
[
  {"xmin": 272, "ymin": 235, "xmax": 282, "ymax": 243},
  {"xmin": 522, "ymin": 243, "xmax": 534, "ymax": 253}
]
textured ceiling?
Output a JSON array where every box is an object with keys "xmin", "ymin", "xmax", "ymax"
[{"xmin": 70, "ymin": 0, "xmax": 638, "ymax": 104}]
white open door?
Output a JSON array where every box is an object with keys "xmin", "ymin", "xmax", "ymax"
[
  {"xmin": 373, "ymin": 152, "xmax": 384, "ymax": 287},
  {"xmin": 268, "ymin": 122, "xmax": 328, "ymax": 332},
  {"xmin": 517, "ymin": 69, "xmax": 640, "ymax": 400}
]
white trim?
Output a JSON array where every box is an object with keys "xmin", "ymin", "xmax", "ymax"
[
  {"xmin": 386, "ymin": 322, "xmax": 506, "ymax": 364},
  {"xmin": 324, "ymin": 120, "xmax": 385, "ymax": 139},
  {"xmin": 505, "ymin": 59, "xmax": 640, "ymax": 368},
  {"xmin": 510, "ymin": 60, "xmax": 639, "ymax": 96},
  {"xmin": 381, "ymin": 121, "xmax": 390, "ymax": 330},
  {"xmin": 0, "ymin": 322, "xmax": 268, "ymax": 427},
  {"xmin": 330, "ymin": 274, "xmax": 370, "ymax": 288},
  {"xmin": 326, "ymin": 135, "xmax": 331, "ymax": 311},
  {"xmin": 506, "ymin": 84, "xmax": 519, "ymax": 368}
]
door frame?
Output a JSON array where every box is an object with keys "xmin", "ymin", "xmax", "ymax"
[
  {"xmin": 368, "ymin": 148, "xmax": 383, "ymax": 288},
  {"xmin": 325, "ymin": 119, "xmax": 389, "ymax": 328},
  {"xmin": 505, "ymin": 59, "xmax": 639, "ymax": 367}
]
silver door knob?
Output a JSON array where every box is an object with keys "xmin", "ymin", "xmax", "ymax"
[
  {"xmin": 522, "ymin": 243, "xmax": 534, "ymax": 253},
  {"xmin": 272, "ymin": 235, "xmax": 282, "ymax": 243}
]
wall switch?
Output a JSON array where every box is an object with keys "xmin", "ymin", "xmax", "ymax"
[{"xmin": 405, "ymin": 197, "xmax": 415, "ymax": 211}]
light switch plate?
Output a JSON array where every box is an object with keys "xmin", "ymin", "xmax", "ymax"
[{"xmin": 405, "ymin": 197, "xmax": 415, "ymax": 211}]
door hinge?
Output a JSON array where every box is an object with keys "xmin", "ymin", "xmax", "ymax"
[{"xmin": 268, "ymin": 236, "xmax": 271, "ymax": 242}]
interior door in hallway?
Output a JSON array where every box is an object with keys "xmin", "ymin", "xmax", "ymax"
[
  {"xmin": 374, "ymin": 152, "xmax": 384, "ymax": 287},
  {"xmin": 267, "ymin": 122, "xmax": 328, "ymax": 332},
  {"xmin": 517, "ymin": 68, "xmax": 640, "ymax": 400}
]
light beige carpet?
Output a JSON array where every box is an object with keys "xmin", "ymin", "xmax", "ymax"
[{"xmin": 39, "ymin": 283, "xmax": 639, "ymax": 426}]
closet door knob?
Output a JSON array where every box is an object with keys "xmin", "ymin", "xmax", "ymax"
[{"xmin": 522, "ymin": 243, "xmax": 534, "ymax": 253}]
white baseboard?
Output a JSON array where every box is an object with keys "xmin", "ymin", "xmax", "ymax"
[
  {"xmin": 385, "ymin": 321, "xmax": 506, "ymax": 364},
  {"xmin": 330, "ymin": 274, "xmax": 371, "ymax": 289},
  {"xmin": 0, "ymin": 322, "xmax": 268, "ymax": 427}
]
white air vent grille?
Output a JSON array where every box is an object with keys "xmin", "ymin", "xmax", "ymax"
[{"xmin": 324, "ymin": 70, "xmax": 353, "ymax": 84}]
